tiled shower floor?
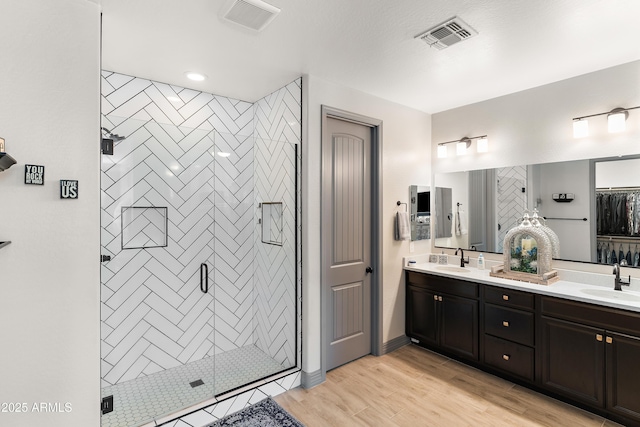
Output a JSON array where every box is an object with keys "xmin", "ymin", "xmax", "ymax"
[{"xmin": 101, "ymin": 345, "xmax": 287, "ymax": 427}]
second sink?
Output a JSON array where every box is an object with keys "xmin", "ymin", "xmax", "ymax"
[{"xmin": 580, "ymin": 288, "xmax": 640, "ymax": 302}]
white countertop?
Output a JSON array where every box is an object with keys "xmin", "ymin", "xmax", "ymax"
[{"xmin": 404, "ymin": 256, "xmax": 640, "ymax": 313}]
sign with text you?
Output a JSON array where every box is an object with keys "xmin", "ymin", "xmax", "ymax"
[
  {"xmin": 25, "ymin": 164, "xmax": 44, "ymax": 185},
  {"xmin": 60, "ymin": 180, "xmax": 78, "ymax": 199}
]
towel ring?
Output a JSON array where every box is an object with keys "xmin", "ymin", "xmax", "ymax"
[{"xmin": 397, "ymin": 201, "xmax": 407, "ymax": 211}]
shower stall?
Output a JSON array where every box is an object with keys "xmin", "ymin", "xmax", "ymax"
[{"xmin": 99, "ymin": 72, "xmax": 301, "ymax": 427}]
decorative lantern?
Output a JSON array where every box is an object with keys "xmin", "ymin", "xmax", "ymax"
[{"xmin": 490, "ymin": 211, "xmax": 559, "ymax": 285}]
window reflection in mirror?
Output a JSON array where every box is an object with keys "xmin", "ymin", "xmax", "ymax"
[{"xmin": 433, "ymin": 154, "xmax": 640, "ymax": 267}]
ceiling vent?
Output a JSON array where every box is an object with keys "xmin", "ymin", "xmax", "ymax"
[
  {"xmin": 415, "ymin": 16, "xmax": 478, "ymax": 50},
  {"xmin": 223, "ymin": 0, "xmax": 281, "ymax": 32}
]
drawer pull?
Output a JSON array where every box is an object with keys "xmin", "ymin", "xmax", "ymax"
[
  {"xmin": 502, "ymin": 294, "xmax": 509, "ymax": 301},
  {"xmin": 438, "ymin": 296, "xmax": 443, "ymax": 302},
  {"xmin": 606, "ymin": 336, "xmax": 613, "ymax": 344},
  {"xmin": 434, "ymin": 295, "xmax": 438, "ymax": 301},
  {"xmin": 596, "ymin": 334, "xmax": 603, "ymax": 342},
  {"xmin": 502, "ymin": 321, "xmax": 510, "ymax": 327},
  {"xmin": 502, "ymin": 354, "xmax": 510, "ymax": 361}
]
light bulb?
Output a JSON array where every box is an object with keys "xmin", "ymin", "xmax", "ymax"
[
  {"xmin": 573, "ymin": 119, "xmax": 589, "ymax": 138},
  {"xmin": 476, "ymin": 137, "xmax": 489, "ymax": 153},
  {"xmin": 608, "ymin": 111, "xmax": 627, "ymax": 133},
  {"xmin": 437, "ymin": 144, "xmax": 447, "ymax": 158},
  {"xmin": 456, "ymin": 141, "xmax": 468, "ymax": 156}
]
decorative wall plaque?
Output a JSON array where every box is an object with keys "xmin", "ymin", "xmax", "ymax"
[
  {"xmin": 25, "ymin": 164, "xmax": 45, "ymax": 185},
  {"xmin": 60, "ymin": 180, "xmax": 78, "ymax": 199}
]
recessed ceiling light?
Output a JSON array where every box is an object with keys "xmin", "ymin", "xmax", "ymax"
[{"xmin": 185, "ymin": 72, "xmax": 207, "ymax": 82}]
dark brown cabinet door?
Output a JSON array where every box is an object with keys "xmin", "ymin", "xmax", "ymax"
[
  {"xmin": 540, "ymin": 316, "xmax": 605, "ymax": 408},
  {"xmin": 406, "ymin": 284, "xmax": 438, "ymax": 346},
  {"xmin": 606, "ymin": 332, "xmax": 640, "ymax": 420},
  {"xmin": 440, "ymin": 294, "xmax": 479, "ymax": 360}
]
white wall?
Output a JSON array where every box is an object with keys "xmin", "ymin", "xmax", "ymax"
[
  {"xmin": 533, "ymin": 160, "xmax": 592, "ymax": 262},
  {"xmin": 302, "ymin": 75, "xmax": 431, "ymax": 374},
  {"xmin": 0, "ymin": 1, "xmax": 100, "ymax": 426},
  {"xmin": 432, "ymin": 60, "xmax": 640, "ymax": 273},
  {"xmin": 433, "ymin": 61, "xmax": 640, "ymax": 174}
]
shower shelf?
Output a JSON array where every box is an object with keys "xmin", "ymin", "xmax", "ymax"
[{"xmin": 0, "ymin": 241, "xmax": 11, "ymax": 249}]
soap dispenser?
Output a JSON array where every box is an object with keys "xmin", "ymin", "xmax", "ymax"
[{"xmin": 478, "ymin": 253, "xmax": 485, "ymax": 270}]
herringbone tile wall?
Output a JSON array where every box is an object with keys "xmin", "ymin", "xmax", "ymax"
[
  {"xmin": 100, "ymin": 71, "xmax": 301, "ymax": 389},
  {"xmin": 253, "ymin": 79, "xmax": 301, "ymax": 367},
  {"xmin": 497, "ymin": 165, "xmax": 528, "ymax": 252}
]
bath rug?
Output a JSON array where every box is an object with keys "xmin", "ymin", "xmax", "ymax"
[{"xmin": 206, "ymin": 397, "xmax": 304, "ymax": 427}]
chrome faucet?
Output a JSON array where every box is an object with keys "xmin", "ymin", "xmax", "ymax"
[
  {"xmin": 612, "ymin": 263, "xmax": 631, "ymax": 291},
  {"xmin": 455, "ymin": 248, "xmax": 469, "ymax": 268}
]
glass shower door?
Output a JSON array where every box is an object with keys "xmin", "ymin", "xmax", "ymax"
[
  {"xmin": 212, "ymin": 134, "xmax": 298, "ymax": 396},
  {"xmin": 100, "ymin": 115, "xmax": 216, "ymax": 426}
]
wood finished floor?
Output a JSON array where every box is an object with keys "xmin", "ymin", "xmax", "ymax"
[{"xmin": 274, "ymin": 344, "xmax": 623, "ymax": 427}]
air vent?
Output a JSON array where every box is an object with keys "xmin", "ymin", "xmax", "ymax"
[
  {"xmin": 223, "ymin": 0, "xmax": 280, "ymax": 32},
  {"xmin": 415, "ymin": 16, "xmax": 478, "ymax": 50}
]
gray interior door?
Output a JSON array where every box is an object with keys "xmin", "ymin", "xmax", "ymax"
[{"xmin": 322, "ymin": 117, "xmax": 372, "ymax": 370}]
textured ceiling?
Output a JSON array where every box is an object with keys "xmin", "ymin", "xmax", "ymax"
[{"xmin": 100, "ymin": 0, "xmax": 640, "ymax": 114}]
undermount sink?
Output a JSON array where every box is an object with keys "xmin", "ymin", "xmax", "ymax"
[
  {"xmin": 580, "ymin": 288, "xmax": 640, "ymax": 302},
  {"xmin": 436, "ymin": 266, "xmax": 471, "ymax": 273}
]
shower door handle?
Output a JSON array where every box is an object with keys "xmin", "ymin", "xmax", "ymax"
[{"xmin": 200, "ymin": 263, "xmax": 209, "ymax": 294}]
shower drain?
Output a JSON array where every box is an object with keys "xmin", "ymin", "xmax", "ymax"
[{"xmin": 189, "ymin": 379, "xmax": 205, "ymax": 388}]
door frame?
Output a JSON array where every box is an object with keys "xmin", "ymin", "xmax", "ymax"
[{"xmin": 320, "ymin": 105, "xmax": 383, "ymax": 379}]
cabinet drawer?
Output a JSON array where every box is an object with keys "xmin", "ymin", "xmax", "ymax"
[
  {"xmin": 485, "ymin": 304, "xmax": 534, "ymax": 346},
  {"xmin": 485, "ymin": 286, "xmax": 534, "ymax": 310},
  {"xmin": 407, "ymin": 271, "xmax": 478, "ymax": 299},
  {"xmin": 484, "ymin": 335, "xmax": 534, "ymax": 381}
]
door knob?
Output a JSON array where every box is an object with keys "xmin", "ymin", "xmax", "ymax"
[{"xmin": 365, "ymin": 266, "xmax": 373, "ymax": 274}]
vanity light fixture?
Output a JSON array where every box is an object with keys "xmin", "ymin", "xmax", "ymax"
[
  {"xmin": 437, "ymin": 135, "xmax": 488, "ymax": 158},
  {"xmin": 572, "ymin": 106, "xmax": 639, "ymax": 138}
]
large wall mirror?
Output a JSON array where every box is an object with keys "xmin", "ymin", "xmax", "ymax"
[{"xmin": 434, "ymin": 154, "xmax": 640, "ymax": 267}]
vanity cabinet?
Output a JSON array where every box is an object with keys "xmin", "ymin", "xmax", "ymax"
[
  {"xmin": 540, "ymin": 316, "xmax": 605, "ymax": 407},
  {"xmin": 406, "ymin": 271, "xmax": 479, "ymax": 361},
  {"xmin": 405, "ymin": 270, "xmax": 640, "ymax": 426},
  {"xmin": 540, "ymin": 296, "xmax": 640, "ymax": 422},
  {"xmin": 483, "ymin": 287, "xmax": 536, "ymax": 382},
  {"xmin": 606, "ymin": 332, "xmax": 640, "ymax": 421}
]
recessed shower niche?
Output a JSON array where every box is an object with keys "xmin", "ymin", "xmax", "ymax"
[
  {"xmin": 121, "ymin": 207, "xmax": 168, "ymax": 249},
  {"xmin": 260, "ymin": 202, "xmax": 283, "ymax": 246},
  {"xmin": 100, "ymin": 71, "xmax": 301, "ymax": 427}
]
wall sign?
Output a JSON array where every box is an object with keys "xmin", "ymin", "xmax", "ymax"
[
  {"xmin": 60, "ymin": 180, "xmax": 78, "ymax": 199},
  {"xmin": 24, "ymin": 164, "xmax": 45, "ymax": 185}
]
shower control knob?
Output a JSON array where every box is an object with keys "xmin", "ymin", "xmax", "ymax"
[{"xmin": 365, "ymin": 266, "xmax": 373, "ymax": 274}]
